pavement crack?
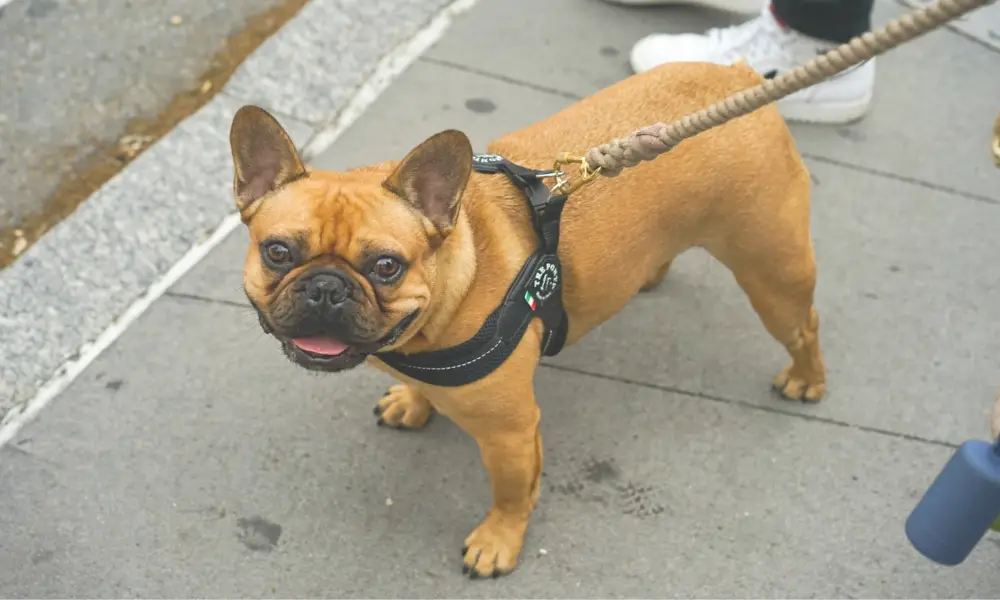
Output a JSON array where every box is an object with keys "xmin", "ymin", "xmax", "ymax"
[
  {"xmin": 418, "ymin": 56, "xmax": 583, "ymax": 100},
  {"xmin": 165, "ymin": 293, "xmax": 969, "ymax": 450},
  {"xmin": 539, "ymin": 362, "xmax": 960, "ymax": 449},
  {"xmin": 2, "ymin": 440, "xmax": 62, "ymax": 468},
  {"xmin": 164, "ymin": 291, "xmax": 248, "ymax": 310},
  {"xmin": 892, "ymin": 0, "xmax": 1000, "ymax": 56},
  {"xmin": 801, "ymin": 153, "xmax": 1000, "ymax": 206}
]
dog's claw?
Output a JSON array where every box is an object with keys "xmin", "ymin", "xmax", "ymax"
[
  {"xmin": 462, "ymin": 516, "xmax": 521, "ymax": 579},
  {"xmin": 372, "ymin": 389, "xmax": 393, "ymax": 415}
]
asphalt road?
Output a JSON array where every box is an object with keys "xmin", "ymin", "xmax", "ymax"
[{"xmin": 0, "ymin": 0, "xmax": 295, "ymax": 259}]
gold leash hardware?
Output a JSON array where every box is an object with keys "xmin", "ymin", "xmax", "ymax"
[
  {"xmin": 550, "ymin": 153, "xmax": 602, "ymax": 196},
  {"xmin": 992, "ymin": 112, "xmax": 1000, "ymax": 168}
]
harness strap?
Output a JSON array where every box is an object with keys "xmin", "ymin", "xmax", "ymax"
[{"xmin": 375, "ymin": 154, "xmax": 569, "ymax": 387}]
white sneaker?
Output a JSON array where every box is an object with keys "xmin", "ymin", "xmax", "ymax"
[
  {"xmin": 628, "ymin": 4, "xmax": 875, "ymax": 124},
  {"xmin": 602, "ymin": 0, "xmax": 761, "ymax": 14}
]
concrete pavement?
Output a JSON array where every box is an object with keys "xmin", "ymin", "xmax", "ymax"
[{"xmin": 2, "ymin": 0, "xmax": 1000, "ymax": 596}]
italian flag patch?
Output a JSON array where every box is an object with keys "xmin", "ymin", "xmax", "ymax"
[{"xmin": 524, "ymin": 290, "xmax": 537, "ymax": 310}]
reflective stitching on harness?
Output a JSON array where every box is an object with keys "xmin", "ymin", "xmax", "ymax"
[{"xmin": 391, "ymin": 339, "xmax": 504, "ymax": 371}]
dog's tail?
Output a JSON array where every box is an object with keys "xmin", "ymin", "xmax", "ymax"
[
  {"xmin": 730, "ymin": 57, "xmax": 756, "ymax": 73},
  {"xmin": 730, "ymin": 57, "xmax": 767, "ymax": 84}
]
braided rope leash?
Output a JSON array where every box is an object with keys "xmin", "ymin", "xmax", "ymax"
[{"xmin": 552, "ymin": 0, "xmax": 996, "ymax": 193}]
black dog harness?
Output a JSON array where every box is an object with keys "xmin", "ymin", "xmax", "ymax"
[{"xmin": 376, "ymin": 154, "xmax": 570, "ymax": 387}]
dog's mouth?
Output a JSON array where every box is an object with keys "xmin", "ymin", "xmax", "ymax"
[
  {"xmin": 290, "ymin": 336, "xmax": 352, "ymax": 358},
  {"xmin": 276, "ymin": 310, "xmax": 419, "ymax": 372},
  {"xmin": 282, "ymin": 336, "xmax": 367, "ymax": 373}
]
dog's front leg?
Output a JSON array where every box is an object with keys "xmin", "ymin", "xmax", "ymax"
[{"xmin": 449, "ymin": 383, "xmax": 542, "ymax": 579}]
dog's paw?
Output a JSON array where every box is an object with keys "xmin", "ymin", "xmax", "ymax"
[
  {"xmin": 373, "ymin": 384, "xmax": 433, "ymax": 429},
  {"xmin": 461, "ymin": 513, "xmax": 527, "ymax": 579},
  {"xmin": 773, "ymin": 365, "xmax": 825, "ymax": 402}
]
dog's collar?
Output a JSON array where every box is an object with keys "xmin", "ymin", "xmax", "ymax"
[{"xmin": 375, "ymin": 154, "xmax": 570, "ymax": 387}]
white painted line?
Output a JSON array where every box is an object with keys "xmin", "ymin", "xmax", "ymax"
[
  {"xmin": 300, "ymin": 0, "xmax": 481, "ymax": 158},
  {"xmin": 0, "ymin": 212, "xmax": 241, "ymax": 447},
  {"xmin": 0, "ymin": 0, "xmax": 481, "ymax": 450}
]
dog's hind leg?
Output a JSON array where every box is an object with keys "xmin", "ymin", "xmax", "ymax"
[
  {"xmin": 708, "ymin": 229, "xmax": 826, "ymax": 402},
  {"xmin": 738, "ymin": 267, "xmax": 826, "ymax": 402}
]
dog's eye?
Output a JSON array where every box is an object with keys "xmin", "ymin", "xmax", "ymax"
[
  {"xmin": 371, "ymin": 256, "xmax": 404, "ymax": 283},
  {"xmin": 262, "ymin": 241, "xmax": 293, "ymax": 268}
]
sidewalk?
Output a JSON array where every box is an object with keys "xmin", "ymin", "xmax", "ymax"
[{"xmin": 2, "ymin": 0, "xmax": 1000, "ymax": 596}]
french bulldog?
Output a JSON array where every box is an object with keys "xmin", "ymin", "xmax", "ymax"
[{"xmin": 228, "ymin": 59, "xmax": 825, "ymax": 578}]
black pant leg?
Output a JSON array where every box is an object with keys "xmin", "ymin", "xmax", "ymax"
[{"xmin": 770, "ymin": 0, "xmax": 875, "ymax": 44}]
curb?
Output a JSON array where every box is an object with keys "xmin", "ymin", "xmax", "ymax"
[{"xmin": 0, "ymin": 0, "xmax": 474, "ymax": 437}]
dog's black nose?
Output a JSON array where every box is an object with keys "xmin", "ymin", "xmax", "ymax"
[{"xmin": 304, "ymin": 273, "xmax": 350, "ymax": 307}]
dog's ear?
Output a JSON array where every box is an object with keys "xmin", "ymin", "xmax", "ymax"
[
  {"xmin": 383, "ymin": 129, "xmax": 473, "ymax": 236},
  {"xmin": 229, "ymin": 105, "xmax": 306, "ymax": 212}
]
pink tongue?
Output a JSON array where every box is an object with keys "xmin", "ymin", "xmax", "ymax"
[{"xmin": 292, "ymin": 336, "xmax": 349, "ymax": 356}]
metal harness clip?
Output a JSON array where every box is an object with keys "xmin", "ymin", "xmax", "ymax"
[{"xmin": 549, "ymin": 153, "xmax": 602, "ymax": 197}]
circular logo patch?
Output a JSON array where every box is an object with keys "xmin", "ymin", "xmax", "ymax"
[{"xmin": 532, "ymin": 261, "xmax": 560, "ymax": 301}]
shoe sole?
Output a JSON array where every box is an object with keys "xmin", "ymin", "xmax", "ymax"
[
  {"xmin": 776, "ymin": 92, "xmax": 873, "ymax": 125},
  {"xmin": 602, "ymin": 0, "xmax": 761, "ymax": 13}
]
